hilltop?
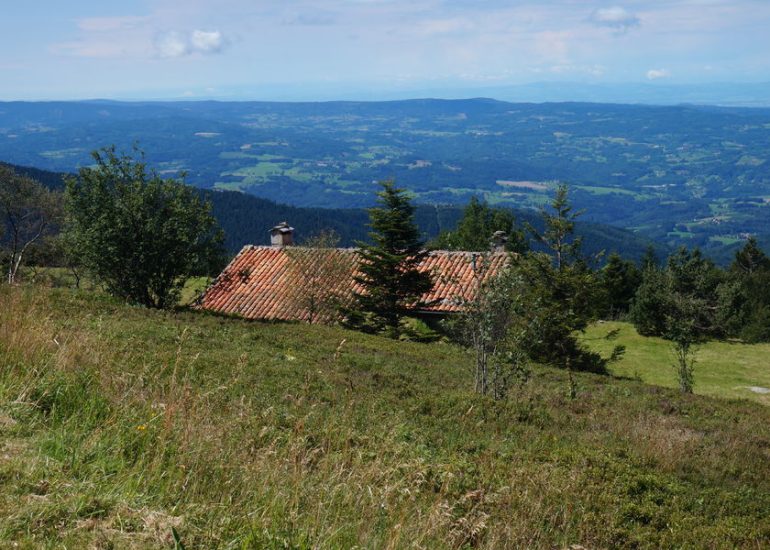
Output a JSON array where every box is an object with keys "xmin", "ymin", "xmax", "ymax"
[{"xmin": 1, "ymin": 285, "xmax": 769, "ymax": 548}]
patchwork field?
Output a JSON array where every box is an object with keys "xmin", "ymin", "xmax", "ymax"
[{"xmin": 4, "ymin": 99, "xmax": 770, "ymax": 259}]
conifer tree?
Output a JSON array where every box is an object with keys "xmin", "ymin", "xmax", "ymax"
[
  {"xmin": 640, "ymin": 245, "xmax": 660, "ymax": 271},
  {"xmin": 599, "ymin": 252, "xmax": 642, "ymax": 318},
  {"xmin": 723, "ymin": 238, "xmax": 770, "ymax": 342},
  {"xmin": 350, "ymin": 180, "xmax": 433, "ymax": 335},
  {"xmin": 732, "ymin": 237, "xmax": 770, "ymax": 275},
  {"xmin": 431, "ymin": 196, "xmax": 527, "ymax": 253},
  {"xmin": 508, "ymin": 184, "xmax": 620, "ymax": 375}
]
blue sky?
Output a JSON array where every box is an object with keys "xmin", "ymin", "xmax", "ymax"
[{"xmin": 2, "ymin": 0, "xmax": 770, "ymax": 100}]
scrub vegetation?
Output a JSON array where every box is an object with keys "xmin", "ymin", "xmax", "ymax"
[{"xmin": 1, "ymin": 285, "xmax": 770, "ymax": 548}]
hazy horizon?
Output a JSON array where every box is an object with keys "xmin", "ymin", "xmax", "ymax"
[{"xmin": 3, "ymin": 1, "xmax": 770, "ymax": 103}]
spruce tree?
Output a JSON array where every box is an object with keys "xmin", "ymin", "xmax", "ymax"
[
  {"xmin": 509, "ymin": 185, "xmax": 619, "ymax": 374},
  {"xmin": 600, "ymin": 252, "xmax": 642, "ymax": 318},
  {"xmin": 431, "ymin": 196, "xmax": 527, "ymax": 253},
  {"xmin": 350, "ymin": 180, "xmax": 433, "ymax": 335},
  {"xmin": 732, "ymin": 237, "xmax": 770, "ymax": 275},
  {"xmin": 724, "ymin": 238, "xmax": 770, "ymax": 342}
]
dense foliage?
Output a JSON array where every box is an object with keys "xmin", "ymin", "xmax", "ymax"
[
  {"xmin": 598, "ymin": 253, "xmax": 643, "ymax": 318},
  {"xmin": 624, "ymin": 238, "xmax": 770, "ymax": 389},
  {"xmin": 349, "ymin": 181, "xmax": 433, "ymax": 334},
  {"xmin": 2, "ymin": 161, "xmax": 661, "ymax": 262},
  {"xmin": 0, "ymin": 165, "xmax": 61, "ymax": 284},
  {"xmin": 631, "ymin": 248, "xmax": 726, "ymax": 340},
  {"xmin": 64, "ymin": 147, "xmax": 225, "ymax": 308},
  {"xmin": 507, "ymin": 186, "xmax": 621, "ymax": 375},
  {"xmin": 725, "ymin": 238, "xmax": 770, "ymax": 342},
  {"xmin": 430, "ymin": 197, "xmax": 527, "ymax": 253}
]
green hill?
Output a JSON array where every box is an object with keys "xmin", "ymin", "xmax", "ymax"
[
  {"xmin": 584, "ymin": 321, "xmax": 770, "ymax": 405},
  {"xmin": 1, "ymin": 285, "xmax": 769, "ymax": 548}
]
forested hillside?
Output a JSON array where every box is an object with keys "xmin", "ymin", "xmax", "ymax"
[{"xmin": 2, "ymin": 162, "xmax": 658, "ymax": 260}]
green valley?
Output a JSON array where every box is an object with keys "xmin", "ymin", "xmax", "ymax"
[{"xmin": 3, "ymin": 99, "xmax": 770, "ymax": 259}]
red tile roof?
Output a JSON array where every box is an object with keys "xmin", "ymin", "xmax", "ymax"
[{"xmin": 197, "ymin": 245, "xmax": 508, "ymax": 322}]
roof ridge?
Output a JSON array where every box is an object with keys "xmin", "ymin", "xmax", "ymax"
[{"xmin": 243, "ymin": 244, "xmax": 509, "ymax": 255}]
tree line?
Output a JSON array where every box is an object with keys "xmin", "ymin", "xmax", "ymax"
[{"xmin": 1, "ymin": 148, "xmax": 225, "ymax": 307}]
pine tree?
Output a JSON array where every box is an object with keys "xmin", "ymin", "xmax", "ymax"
[
  {"xmin": 724, "ymin": 238, "xmax": 770, "ymax": 342},
  {"xmin": 640, "ymin": 245, "xmax": 660, "ymax": 271},
  {"xmin": 509, "ymin": 184, "xmax": 619, "ymax": 374},
  {"xmin": 431, "ymin": 196, "xmax": 527, "ymax": 253},
  {"xmin": 600, "ymin": 252, "xmax": 642, "ymax": 318},
  {"xmin": 350, "ymin": 181, "xmax": 434, "ymax": 335},
  {"xmin": 732, "ymin": 237, "xmax": 770, "ymax": 275},
  {"xmin": 631, "ymin": 246, "xmax": 724, "ymax": 339}
]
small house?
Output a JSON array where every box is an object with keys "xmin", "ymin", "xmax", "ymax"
[{"xmin": 197, "ymin": 222, "xmax": 509, "ymax": 323}]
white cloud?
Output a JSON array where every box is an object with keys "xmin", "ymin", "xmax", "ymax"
[
  {"xmin": 156, "ymin": 32, "xmax": 189, "ymax": 58},
  {"xmin": 590, "ymin": 6, "xmax": 640, "ymax": 33},
  {"xmin": 190, "ymin": 30, "xmax": 225, "ymax": 54},
  {"xmin": 646, "ymin": 68, "xmax": 670, "ymax": 80},
  {"xmin": 155, "ymin": 30, "xmax": 227, "ymax": 58}
]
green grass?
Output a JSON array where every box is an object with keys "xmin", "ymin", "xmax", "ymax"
[
  {"xmin": 2, "ymin": 287, "xmax": 770, "ymax": 548},
  {"xmin": 16, "ymin": 269, "xmax": 209, "ymax": 307},
  {"xmin": 584, "ymin": 321, "xmax": 770, "ymax": 405},
  {"xmin": 227, "ymin": 162, "xmax": 286, "ymax": 178}
]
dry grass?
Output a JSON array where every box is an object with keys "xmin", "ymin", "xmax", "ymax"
[{"xmin": 1, "ymin": 286, "xmax": 770, "ymax": 548}]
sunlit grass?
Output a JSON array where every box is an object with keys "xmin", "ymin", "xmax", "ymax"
[
  {"xmin": 584, "ymin": 321, "xmax": 770, "ymax": 405},
  {"xmin": 1, "ymin": 287, "xmax": 769, "ymax": 548}
]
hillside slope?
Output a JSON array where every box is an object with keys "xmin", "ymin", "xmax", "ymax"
[
  {"xmin": 2, "ymin": 161, "xmax": 659, "ymax": 261},
  {"xmin": 1, "ymin": 286, "xmax": 769, "ymax": 548}
]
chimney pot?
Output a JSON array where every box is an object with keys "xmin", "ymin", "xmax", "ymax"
[
  {"xmin": 270, "ymin": 221, "xmax": 294, "ymax": 247},
  {"xmin": 491, "ymin": 230, "xmax": 508, "ymax": 253}
]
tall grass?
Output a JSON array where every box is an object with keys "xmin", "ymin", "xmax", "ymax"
[{"xmin": 1, "ymin": 286, "xmax": 770, "ymax": 548}]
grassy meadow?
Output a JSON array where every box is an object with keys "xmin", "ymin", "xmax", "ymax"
[
  {"xmin": 584, "ymin": 321, "xmax": 770, "ymax": 405},
  {"xmin": 1, "ymin": 286, "xmax": 770, "ymax": 548}
]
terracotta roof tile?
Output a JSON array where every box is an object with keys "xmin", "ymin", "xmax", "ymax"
[{"xmin": 198, "ymin": 245, "xmax": 508, "ymax": 321}]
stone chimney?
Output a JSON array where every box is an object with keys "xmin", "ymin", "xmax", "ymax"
[
  {"xmin": 270, "ymin": 221, "xmax": 294, "ymax": 247},
  {"xmin": 490, "ymin": 230, "xmax": 508, "ymax": 253}
]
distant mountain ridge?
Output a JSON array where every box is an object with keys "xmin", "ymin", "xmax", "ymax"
[{"xmin": 62, "ymin": 80, "xmax": 770, "ymax": 106}]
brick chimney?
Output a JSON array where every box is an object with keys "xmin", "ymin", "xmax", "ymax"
[
  {"xmin": 491, "ymin": 230, "xmax": 508, "ymax": 253},
  {"xmin": 270, "ymin": 221, "xmax": 294, "ymax": 247}
]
